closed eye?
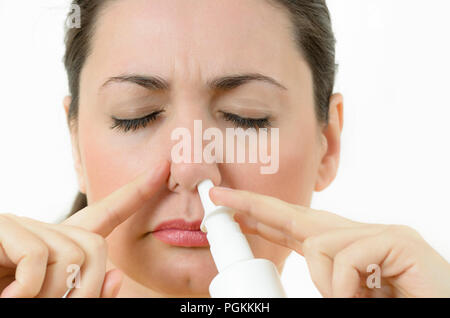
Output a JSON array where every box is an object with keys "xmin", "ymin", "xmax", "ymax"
[
  {"xmin": 110, "ymin": 110, "xmax": 164, "ymax": 132},
  {"xmin": 220, "ymin": 111, "xmax": 271, "ymax": 129}
]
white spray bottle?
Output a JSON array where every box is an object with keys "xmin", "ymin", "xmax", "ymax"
[{"xmin": 197, "ymin": 179, "xmax": 287, "ymax": 298}]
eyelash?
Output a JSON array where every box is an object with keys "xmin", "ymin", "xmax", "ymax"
[
  {"xmin": 111, "ymin": 110, "xmax": 164, "ymax": 132},
  {"xmin": 220, "ymin": 112, "xmax": 271, "ymax": 129},
  {"xmin": 110, "ymin": 111, "xmax": 271, "ymax": 132}
]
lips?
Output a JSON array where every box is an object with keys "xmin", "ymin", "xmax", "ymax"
[{"xmin": 151, "ymin": 219, "xmax": 209, "ymax": 247}]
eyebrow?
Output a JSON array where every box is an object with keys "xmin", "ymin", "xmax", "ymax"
[{"xmin": 100, "ymin": 72, "xmax": 287, "ymax": 92}]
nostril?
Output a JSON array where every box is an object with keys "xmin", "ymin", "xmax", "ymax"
[
  {"xmin": 168, "ymin": 160, "xmax": 222, "ymax": 193},
  {"xmin": 167, "ymin": 171, "xmax": 179, "ymax": 192}
]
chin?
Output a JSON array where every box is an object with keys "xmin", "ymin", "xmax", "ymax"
[{"xmin": 112, "ymin": 237, "xmax": 219, "ymax": 297}]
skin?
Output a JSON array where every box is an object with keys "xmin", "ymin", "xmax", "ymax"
[
  {"xmin": 67, "ymin": 0, "xmax": 339, "ymax": 297},
  {"xmin": 210, "ymin": 188, "xmax": 450, "ymax": 297},
  {"xmin": 0, "ymin": 162, "xmax": 170, "ymax": 297},
  {"xmin": 0, "ymin": 0, "xmax": 448, "ymax": 298}
]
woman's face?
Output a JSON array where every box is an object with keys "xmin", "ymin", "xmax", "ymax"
[{"xmin": 66, "ymin": 0, "xmax": 342, "ymax": 297}]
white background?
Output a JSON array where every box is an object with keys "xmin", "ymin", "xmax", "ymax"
[{"xmin": 0, "ymin": 0, "xmax": 449, "ymax": 298}]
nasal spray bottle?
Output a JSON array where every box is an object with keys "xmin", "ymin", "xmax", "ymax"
[{"xmin": 197, "ymin": 179, "xmax": 286, "ymax": 298}]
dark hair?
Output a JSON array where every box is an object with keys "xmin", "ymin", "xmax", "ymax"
[{"xmin": 63, "ymin": 0, "xmax": 337, "ymax": 216}]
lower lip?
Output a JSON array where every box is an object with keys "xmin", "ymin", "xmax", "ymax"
[{"xmin": 152, "ymin": 229, "xmax": 209, "ymax": 247}]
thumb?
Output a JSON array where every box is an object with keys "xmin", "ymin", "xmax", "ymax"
[{"xmin": 100, "ymin": 268, "xmax": 123, "ymax": 298}]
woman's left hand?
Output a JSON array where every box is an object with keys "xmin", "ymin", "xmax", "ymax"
[{"xmin": 209, "ymin": 186, "xmax": 450, "ymax": 298}]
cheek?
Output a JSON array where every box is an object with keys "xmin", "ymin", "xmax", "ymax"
[
  {"xmin": 77, "ymin": 115, "xmax": 157, "ymax": 203},
  {"xmin": 222, "ymin": 124, "xmax": 318, "ymax": 207},
  {"xmin": 227, "ymin": 121, "xmax": 318, "ymax": 265},
  {"xmin": 277, "ymin": 125, "xmax": 319, "ymax": 205}
]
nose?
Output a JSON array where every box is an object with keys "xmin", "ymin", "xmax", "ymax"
[
  {"xmin": 168, "ymin": 161, "xmax": 222, "ymax": 193},
  {"xmin": 164, "ymin": 95, "xmax": 222, "ymax": 193}
]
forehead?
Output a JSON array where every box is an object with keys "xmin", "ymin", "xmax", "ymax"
[{"xmin": 84, "ymin": 0, "xmax": 304, "ymax": 90}]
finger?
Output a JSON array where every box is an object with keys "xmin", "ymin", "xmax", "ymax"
[
  {"xmin": 49, "ymin": 224, "xmax": 108, "ymax": 298},
  {"xmin": 1, "ymin": 215, "xmax": 86, "ymax": 298},
  {"xmin": 301, "ymin": 225, "xmax": 387, "ymax": 297},
  {"xmin": 210, "ymin": 187, "xmax": 358, "ymax": 243},
  {"xmin": 0, "ymin": 244, "xmax": 18, "ymax": 292},
  {"xmin": 234, "ymin": 212, "xmax": 303, "ymax": 252},
  {"xmin": 100, "ymin": 269, "xmax": 123, "ymax": 298},
  {"xmin": 0, "ymin": 243, "xmax": 15, "ymax": 268},
  {"xmin": 64, "ymin": 160, "xmax": 169, "ymax": 237},
  {"xmin": 0, "ymin": 215, "xmax": 48, "ymax": 298},
  {"xmin": 331, "ymin": 228, "xmax": 413, "ymax": 298}
]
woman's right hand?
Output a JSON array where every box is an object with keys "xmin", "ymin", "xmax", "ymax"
[{"xmin": 0, "ymin": 160, "xmax": 169, "ymax": 298}]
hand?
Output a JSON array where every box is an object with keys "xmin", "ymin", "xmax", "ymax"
[
  {"xmin": 0, "ymin": 160, "xmax": 169, "ymax": 298},
  {"xmin": 210, "ymin": 186, "xmax": 450, "ymax": 298}
]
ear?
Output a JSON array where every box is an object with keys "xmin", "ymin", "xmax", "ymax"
[
  {"xmin": 63, "ymin": 96, "xmax": 86, "ymax": 194},
  {"xmin": 314, "ymin": 93, "xmax": 344, "ymax": 192}
]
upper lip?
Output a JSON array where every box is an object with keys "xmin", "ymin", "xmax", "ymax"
[{"xmin": 152, "ymin": 219, "xmax": 203, "ymax": 232}]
